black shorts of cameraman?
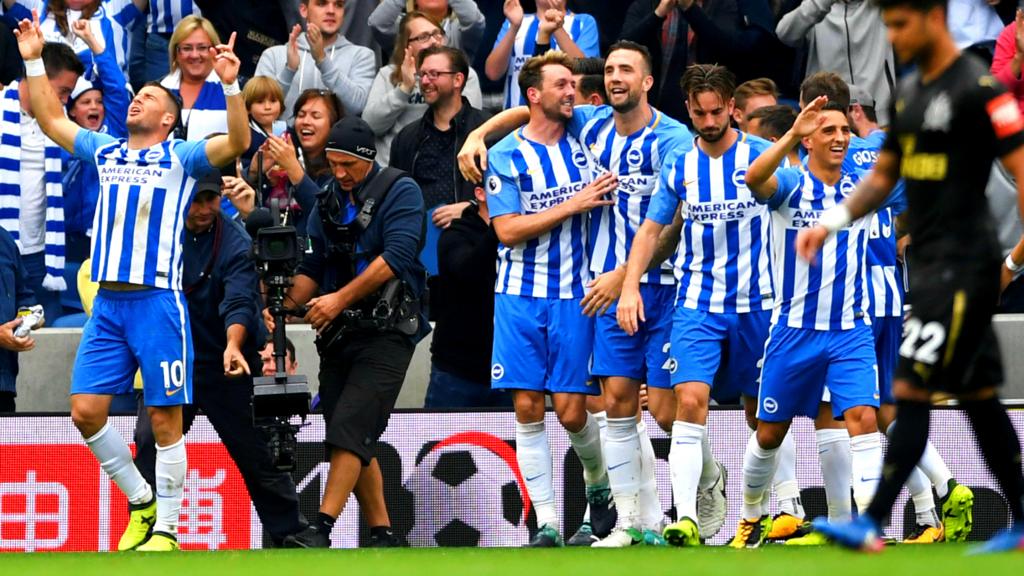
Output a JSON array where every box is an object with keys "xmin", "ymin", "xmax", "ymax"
[{"xmin": 318, "ymin": 330, "xmax": 412, "ymax": 465}]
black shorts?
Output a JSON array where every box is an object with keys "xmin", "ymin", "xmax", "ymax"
[
  {"xmin": 317, "ymin": 331, "xmax": 414, "ymax": 465},
  {"xmin": 895, "ymin": 261, "xmax": 1003, "ymax": 393}
]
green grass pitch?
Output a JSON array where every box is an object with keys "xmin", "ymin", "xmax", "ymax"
[{"xmin": 2, "ymin": 545, "xmax": 1020, "ymax": 576}]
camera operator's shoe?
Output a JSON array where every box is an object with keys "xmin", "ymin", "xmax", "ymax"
[
  {"xmin": 118, "ymin": 497, "xmax": 156, "ymax": 551},
  {"xmin": 136, "ymin": 531, "xmax": 179, "ymax": 552},
  {"xmin": 368, "ymin": 528, "xmax": 407, "ymax": 548},
  {"xmin": 283, "ymin": 526, "xmax": 331, "ymax": 548}
]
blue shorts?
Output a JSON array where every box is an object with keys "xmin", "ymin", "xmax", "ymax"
[
  {"xmin": 872, "ymin": 315, "xmax": 902, "ymax": 405},
  {"xmin": 491, "ymin": 294, "xmax": 597, "ymax": 395},
  {"xmin": 592, "ymin": 283, "xmax": 674, "ymax": 388},
  {"xmin": 71, "ymin": 288, "xmax": 193, "ymax": 407},
  {"xmin": 666, "ymin": 307, "xmax": 771, "ymax": 400},
  {"xmin": 757, "ymin": 322, "xmax": 879, "ymax": 422}
]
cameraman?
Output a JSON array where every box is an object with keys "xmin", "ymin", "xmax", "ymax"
[
  {"xmin": 271, "ymin": 116, "xmax": 428, "ymax": 548},
  {"xmin": 134, "ymin": 173, "xmax": 315, "ymax": 547}
]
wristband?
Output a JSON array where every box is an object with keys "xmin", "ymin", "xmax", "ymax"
[
  {"xmin": 818, "ymin": 204, "xmax": 852, "ymax": 233},
  {"xmin": 222, "ymin": 80, "xmax": 241, "ymax": 96},
  {"xmin": 1006, "ymin": 253, "xmax": 1024, "ymax": 274},
  {"xmin": 25, "ymin": 58, "xmax": 45, "ymax": 77}
]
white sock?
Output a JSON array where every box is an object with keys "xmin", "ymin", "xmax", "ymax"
[
  {"xmin": 850, "ymin": 432, "xmax": 883, "ymax": 515},
  {"xmin": 516, "ymin": 420, "xmax": 557, "ymax": 530},
  {"xmin": 636, "ymin": 419, "xmax": 663, "ymax": 530},
  {"xmin": 669, "ymin": 421, "xmax": 703, "ymax": 522},
  {"xmin": 85, "ymin": 423, "xmax": 153, "ymax": 505},
  {"xmin": 816, "ymin": 428, "xmax": 852, "ymax": 522},
  {"xmin": 567, "ymin": 413, "xmax": 608, "ymax": 488},
  {"xmin": 581, "ymin": 411, "xmax": 607, "ymax": 524},
  {"xmin": 742, "ymin": 433, "xmax": 779, "ymax": 520},
  {"xmin": 698, "ymin": 429, "xmax": 719, "ymax": 490},
  {"xmin": 911, "ymin": 477, "xmax": 939, "ymax": 527},
  {"xmin": 773, "ymin": 431, "xmax": 805, "ymax": 519},
  {"xmin": 153, "ymin": 437, "xmax": 187, "ymax": 536},
  {"xmin": 593, "ymin": 411, "xmax": 608, "ymax": 445},
  {"xmin": 603, "ymin": 417, "xmax": 642, "ymax": 528}
]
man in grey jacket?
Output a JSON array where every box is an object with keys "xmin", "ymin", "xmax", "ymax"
[
  {"xmin": 255, "ymin": 0, "xmax": 377, "ymax": 119},
  {"xmin": 776, "ymin": 0, "xmax": 896, "ymax": 125}
]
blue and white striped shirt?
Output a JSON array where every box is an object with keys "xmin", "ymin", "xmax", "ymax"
[
  {"xmin": 647, "ymin": 132, "xmax": 774, "ymax": 313},
  {"xmin": 147, "ymin": 0, "xmax": 198, "ymax": 35},
  {"xmin": 493, "ymin": 11, "xmax": 600, "ymax": 109},
  {"xmin": 73, "ymin": 130, "xmax": 213, "ymax": 290},
  {"xmin": 486, "ymin": 128, "xmax": 593, "ymax": 299},
  {"xmin": 573, "ymin": 105, "xmax": 692, "ymax": 285},
  {"xmin": 764, "ymin": 167, "xmax": 880, "ymax": 330},
  {"xmin": 855, "ymin": 133, "xmax": 908, "ymax": 319}
]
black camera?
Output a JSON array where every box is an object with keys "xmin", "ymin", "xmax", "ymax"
[{"xmin": 247, "ymin": 202, "xmax": 310, "ymax": 471}]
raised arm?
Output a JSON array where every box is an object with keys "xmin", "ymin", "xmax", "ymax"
[
  {"xmin": 71, "ymin": 19, "xmax": 129, "ymax": 137},
  {"xmin": 776, "ymin": 0, "xmax": 836, "ymax": 47},
  {"xmin": 13, "ymin": 11, "xmax": 80, "ymax": 152},
  {"xmin": 486, "ymin": 1, "xmax": 523, "ymax": 81},
  {"xmin": 203, "ymin": 32, "xmax": 250, "ymax": 168},
  {"xmin": 746, "ymin": 95, "xmax": 830, "ymax": 199},
  {"xmin": 458, "ymin": 106, "xmax": 530, "ymax": 182}
]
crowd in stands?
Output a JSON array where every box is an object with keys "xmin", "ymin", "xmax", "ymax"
[{"xmin": 2, "ymin": 0, "xmax": 1024, "ymax": 410}]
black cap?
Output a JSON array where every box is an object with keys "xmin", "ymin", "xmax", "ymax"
[
  {"xmin": 195, "ymin": 171, "xmax": 222, "ymax": 196},
  {"xmin": 325, "ymin": 116, "xmax": 377, "ymax": 162}
]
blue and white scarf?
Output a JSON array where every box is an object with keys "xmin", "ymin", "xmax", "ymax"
[{"xmin": 0, "ymin": 81, "xmax": 67, "ymax": 291}]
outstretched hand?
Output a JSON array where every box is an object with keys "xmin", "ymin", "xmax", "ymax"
[
  {"xmin": 212, "ymin": 31, "xmax": 240, "ymax": 86},
  {"xmin": 13, "ymin": 10, "xmax": 44, "ymax": 61},
  {"xmin": 791, "ymin": 95, "xmax": 829, "ymax": 138}
]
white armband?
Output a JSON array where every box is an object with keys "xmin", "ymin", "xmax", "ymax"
[
  {"xmin": 25, "ymin": 58, "xmax": 45, "ymax": 77},
  {"xmin": 1006, "ymin": 253, "xmax": 1024, "ymax": 274},
  {"xmin": 818, "ymin": 205, "xmax": 852, "ymax": 234},
  {"xmin": 222, "ymin": 80, "xmax": 241, "ymax": 97}
]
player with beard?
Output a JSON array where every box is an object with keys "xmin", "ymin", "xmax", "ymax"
[
  {"xmin": 459, "ymin": 41, "xmax": 694, "ymax": 547},
  {"xmin": 482, "ymin": 50, "xmax": 619, "ymax": 547},
  {"xmin": 803, "ymin": 0, "xmax": 1024, "ymax": 553},
  {"xmin": 13, "ymin": 10, "xmax": 249, "ymax": 551},
  {"xmin": 618, "ymin": 64, "xmax": 774, "ymax": 547}
]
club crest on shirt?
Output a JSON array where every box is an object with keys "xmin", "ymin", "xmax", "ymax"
[
  {"xmin": 839, "ymin": 175, "xmax": 856, "ymax": 197},
  {"xmin": 144, "ymin": 148, "xmax": 164, "ymax": 164},
  {"xmin": 572, "ymin": 149, "xmax": 588, "ymax": 168},
  {"xmin": 922, "ymin": 92, "xmax": 951, "ymax": 132},
  {"xmin": 626, "ymin": 148, "xmax": 643, "ymax": 167},
  {"xmin": 731, "ymin": 168, "xmax": 748, "ymax": 189},
  {"xmin": 487, "ymin": 175, "xmax": 501, "ymax": 195}
]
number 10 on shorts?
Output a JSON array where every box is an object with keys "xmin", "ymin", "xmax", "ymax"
[{"xmin": 160, "ymin": 360, "xmax": 185, "ymax": 391}]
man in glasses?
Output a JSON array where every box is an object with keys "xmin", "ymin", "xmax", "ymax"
[
  {"xmin": 255, "ymin": 0, "xmax": 376, "ymax": 119},
  {"xmin": 268, "ymin": 116, "xmax": 429, "ymax": 548}
]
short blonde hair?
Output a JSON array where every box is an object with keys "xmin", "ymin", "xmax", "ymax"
[
  {"xmin": 168, "ymin": 15, "xmax": 221, "ymax": 73},
  {"xmin": 243, "ymin": 76, "xmax": 285, "ymax": 110}
]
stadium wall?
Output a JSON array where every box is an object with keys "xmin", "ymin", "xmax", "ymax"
[
  {"xmin": 14, "ymin": 314, "xmax": 1024, "ymax": 411},
  {"xmin": 1, "ymin": 409, "xmax": 1021, "ymax": 552}
]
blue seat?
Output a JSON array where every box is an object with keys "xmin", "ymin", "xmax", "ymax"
[
  {"xmin": 51, "ymin": 312, "xmax": 88, "ymax": 328},
  {"xmin": 61, "ymin": 261, "xmax": 84, "ymax": 312}
]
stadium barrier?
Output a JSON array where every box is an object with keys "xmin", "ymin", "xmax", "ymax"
[{"xmin": 1, "ymin": 409, "xmax": 1021, "ymax": 552}]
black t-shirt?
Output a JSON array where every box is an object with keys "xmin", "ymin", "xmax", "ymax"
[{"xmin": 883, "ymin": 53, "xmax": 1024, "ymax": 266}]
